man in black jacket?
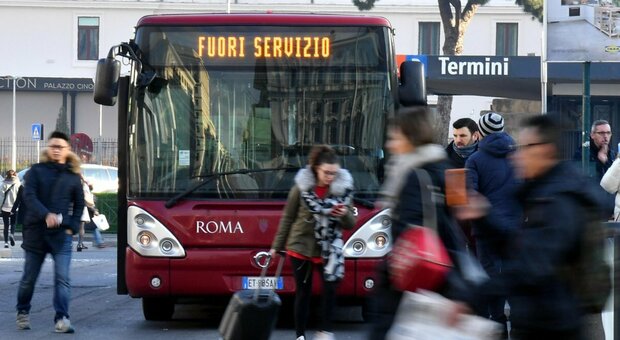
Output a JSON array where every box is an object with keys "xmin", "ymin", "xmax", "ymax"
[
  {"xmin": 574, "ymin": 119, "xmax": 615, "ymax": 182},
  {"xmin": 15, "ymin": 131, "xmax": 84, "ymax": 334},
  {"xmin": 445, "ymin": 118, "xmax": 480, "ymax": 168},
  {"xmin": 462, "ymin": 115, "xmax": 605, "ymax": 339}
]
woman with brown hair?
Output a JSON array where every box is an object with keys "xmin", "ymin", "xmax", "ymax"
[
  {"xmin": 270, "ymin": 145, "xmax": 356, "ymax": 340},
  {"xmin": 368, "ymin": 106, "xmax": 473, "ymax": 339}
]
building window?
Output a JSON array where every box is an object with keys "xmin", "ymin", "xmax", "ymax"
[
  {"xmin": 78, "ymin": 17, "xmax": 99, "ymax": 60},
  {"xmin": 418, "ymin": 22, "xmax": 440, "ymax": 55},
  {"xmin": 496, "ymin": 23, "xmax": 518, "ymax": 56}
]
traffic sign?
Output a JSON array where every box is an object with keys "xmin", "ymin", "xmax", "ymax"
[{"xmin": 31, "ymin": 123, "xmax": 44, "ymax": 141}]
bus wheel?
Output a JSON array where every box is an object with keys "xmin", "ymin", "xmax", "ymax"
[{"xmin": 142, "ymin": 297, "xmax": 175, "ymax": 321}]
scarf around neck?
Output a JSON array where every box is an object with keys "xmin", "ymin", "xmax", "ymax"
[
  {"xmin": 295, "ymin": 167, "xmax": 354, "ymax": 282},
  {"xmin": 452, "ymin": 140, "xmax": 478, "ymax": 160},
  {"xmin": 378, "ymin": 144, "xmax": 447, "ymax": 209}
]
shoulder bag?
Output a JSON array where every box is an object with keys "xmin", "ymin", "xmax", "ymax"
[{"xmin": 388, "ymin": 169, "xmax": 452, "ymax": 292}]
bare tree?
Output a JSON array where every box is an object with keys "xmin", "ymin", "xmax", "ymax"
[{"xmin": 351, "ymin": 0, "xmax": 543, "ymax": 145}]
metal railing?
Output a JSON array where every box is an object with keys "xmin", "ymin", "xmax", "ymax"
[{"xmin": 0, "ymin": 137, "xmax": 117, "ymax": 172}]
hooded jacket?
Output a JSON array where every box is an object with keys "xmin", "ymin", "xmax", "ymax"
[
  {"xmin": 271, "ymin": 167, "xmax": 355, "ymax": 258},
  {"xmin": 22, "ymin": 151, "xmax": 85, "ymax": 253},
  {"xmin": 465, "ymin": 132, "xmax": 520, "ymax": 234},
  {"xmin": 475, "ymin": 162, "xmax": 604, "ymax": 332}
]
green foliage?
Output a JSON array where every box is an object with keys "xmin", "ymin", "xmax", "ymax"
[
  {"xmin": 55, "ymin": 106, "xmax": 70, "ymax": 136},
  {"xmin": 352, "ymin": 0, "xmax": 377, "ymax": 11},
  {"xmin": 94, "ymin": 192, "xmax": 118, "ymax": 233},
  {"xmin": 515, "ymin": 0, "xmax": 543, "ymax": 22}
]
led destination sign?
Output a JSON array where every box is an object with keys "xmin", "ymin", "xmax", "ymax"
[
  {"xmin": 141, "ymin": 26, "xmax": 385, "ymax": 67},
  {"xmin": 197, "ymin": 35, "xmax": 331, "ymax": 59}
]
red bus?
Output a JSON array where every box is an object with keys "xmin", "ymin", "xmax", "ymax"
[{"xmin": 94, "ymin": 13, "xmax": 425, "ymax": 321}]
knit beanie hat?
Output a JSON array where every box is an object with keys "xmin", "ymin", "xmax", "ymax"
[{"xmin": 478, "ymin": 112, "xmax": 504, "ymax": 137}]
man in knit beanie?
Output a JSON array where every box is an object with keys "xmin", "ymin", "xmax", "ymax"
[
  {"xmin": 465, "ymin": 112, "xmax": 521, "ymax": 337},
  {"xmin": 478, "ymin": 112, "xmax": 505, "ymax": 137}
]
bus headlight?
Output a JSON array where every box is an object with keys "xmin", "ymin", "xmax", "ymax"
[
  {"xmin": 343, "ymin": 209, "xmax": 392, "ymax": 258},
  {"xmin": 374, "ymin": 234, "xmax": 387, "ymax": 249},
  {"xmin": 160, "ymin": 239, "xmax": 174, "ymax": 253},
  {"xmin": 127, "ymin": 206, "xmax": 186, "ymax": 258},
  {"xmin": 138, "ymin": 231, "xmax": 154, "ymax": 247}
]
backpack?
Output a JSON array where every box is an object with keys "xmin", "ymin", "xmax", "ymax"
[{"xmin": 561, "ymin": 194, "xmax": 612, "ymax": 314}]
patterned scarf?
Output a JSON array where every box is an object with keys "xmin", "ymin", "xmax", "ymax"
[{"xmin": 295, "ymin": 167, "xmax": 354, "ymax": 282}]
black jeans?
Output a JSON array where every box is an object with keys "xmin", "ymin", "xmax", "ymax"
[
  {"xmin": 2, "ymin": 211, "xmax": 15, "ymax": 242},
  {"xmin": 290, "ymin": 256, "xmax": 338, "ymax": 338}
]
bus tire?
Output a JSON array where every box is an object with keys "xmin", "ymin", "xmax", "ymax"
[{"xmin": 142, "ymin": 297, "xmax": 175, "ymax": 321}]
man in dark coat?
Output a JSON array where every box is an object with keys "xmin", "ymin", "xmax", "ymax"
[
  {"xmin": 15, "ymin": 131, "xmax": 84, "ymax": 334},
  {"xmin": 465, "ymin": 112, "xmax": 520, "ymax": 333},
  {"xmin": 462, "ymin": 114, "xmax": 605, "ymax": 339},
  {"xmin": 445, "ymin": 118, "xmax": 480, "ymax": 168},
  {"xmin": 574, "ymin": 119, "xmax": 615, "ymax": 182},
  {"xmin": 574, "ymin": 119, "xmax": 615, "ymax": 217}
]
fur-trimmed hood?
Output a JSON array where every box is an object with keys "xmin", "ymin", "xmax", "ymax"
[
  {"xmin": 294, "ymin": 166, "xmax": 354, "ymax": 196},
  {"xmin": 40, "ymin": 150, "xmax": 82, "ymax": 175}
]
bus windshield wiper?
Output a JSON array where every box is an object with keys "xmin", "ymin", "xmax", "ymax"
[{"xmin": 164, "ymin": 167, "xmax": 299, "ymax": 208}]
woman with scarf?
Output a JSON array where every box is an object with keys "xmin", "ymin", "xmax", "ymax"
[
  {"xmin": 367, "ymin": 107, "xmax": 474, "ymax": 340},
  {"xmin": 270, "ymin": 145, "xmax": 356, "ymax": 340},
  {"xmin": 2, "ymin": 169, "xmax": 21, "ymax": 248}
]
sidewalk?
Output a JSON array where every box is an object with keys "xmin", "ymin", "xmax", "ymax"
[{"xmin": 0, "ymin": 225, "xmax": 117, "ymax": 256}]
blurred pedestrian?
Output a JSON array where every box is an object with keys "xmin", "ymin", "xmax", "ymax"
[
  {"xmin": 270, "ymin": 145, "xmax": 355, "ymax": 340},
  {"xmin": 459, "ymin": 114, "xmax": 606, "ymax": 339},
  {"xmin": 464, "ymin": 112, "xmax": 520, "ymax": 334},
  {"xmin": 367, "ymin": 106, "xmax": 472, "ymax": 340},
  {"xmin": 601, "ymin": 154, "xmax": 620, "ymax": 221},
  {"xmin": 16, "ymin": 131, "xmax": 84, "ymax": 333},
  {"xmin": 2, "ymin": 169, "xmax": 21, "ymax": 248},
  {"xmin": 77, "ymin": 177, "xmax": 105, "ymax": 251},
  {"xmin": 445, "ymin": 118, "xmax": 480, "ymax": 168}
]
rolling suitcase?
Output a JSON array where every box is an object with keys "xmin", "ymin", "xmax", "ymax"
[{"xmin": 218, "ymin": 253, "xmax": 285, "ymax": 340}]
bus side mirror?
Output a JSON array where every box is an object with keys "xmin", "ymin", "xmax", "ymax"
[
  {"xmin": 94, "ymin": 57, "xmax": 121, "ymax": 106},
  {"xmin": 398, "ymin": 60, "xmax": 426, "ymax": 107}
]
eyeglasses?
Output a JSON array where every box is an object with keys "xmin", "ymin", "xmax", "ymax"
[
  {"xmin": 48, "ymin": 145, "xmax": 68, "ymax": 150},
  {"xmin": 510, "ymin": 142, "xmax": 548, "ymax": 151},
  {"xmin": 594, "ymin": 131, "xmax": 612, "ymax": 136},
  {"xmin": 319, "ymin": 169, "xmax": 338, "ymax": 177}
]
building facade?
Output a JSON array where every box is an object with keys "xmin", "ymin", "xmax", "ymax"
[{"xmin": 0, "ymin": 0, "xmax": 542, "ymax": 168}]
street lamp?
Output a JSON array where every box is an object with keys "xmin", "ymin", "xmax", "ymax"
[{"xmin": 2, "ymin": 76, "xmax": 19, "ymax": 171}]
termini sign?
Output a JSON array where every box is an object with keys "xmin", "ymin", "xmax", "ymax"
[
  {"xmin": 0, "ymin": 77, "xmax": 94, "ymax": 92},
  {"xmin": 438, "ymin": 56, "xmax": 510, "ymax": 76}
]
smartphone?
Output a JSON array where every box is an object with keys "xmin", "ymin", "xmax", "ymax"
[{"xmin": 445, "ymin": 168, "xmax": 468, "ymax": 206}]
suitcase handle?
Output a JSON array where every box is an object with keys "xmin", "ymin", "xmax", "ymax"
[{"xmin": 254, "ymin": 252, "xmax": 286, "ymax": 301}]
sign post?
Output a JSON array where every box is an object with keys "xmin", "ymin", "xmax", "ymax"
[{"xmin": 31, "ymin": 123, "xmax": 44, "ymax": 163}]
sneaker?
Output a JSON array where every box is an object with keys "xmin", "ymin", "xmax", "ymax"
[
  {"xmin": 54, "ymin": 316, "xmax": 74, "ymax": 333},
  {"xmin": 16, "ymin": 312, "xmax": 30, "ymax": 330},
  {"xmin": 9, "ymin": 233, "xmax": 15, "ymax": 246},
  {"xmin": 3, "ymin": 243, "xmax": 8, "ymax": 248},
  {"xmin": 296, "ymin": 337, "xmax": 305, "ymax": 340},
  {"xmin": 314, "ymin": 331, "xmax": 335, "ymax": 340}
]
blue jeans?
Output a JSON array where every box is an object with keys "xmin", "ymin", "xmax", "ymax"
[
  {"xmin": 16, "ymin": 232, "xmax": 73, "ymax": 322},
  {"xmin": 93, "ymin": 228, "xmax": 104, "ymax": 246}
]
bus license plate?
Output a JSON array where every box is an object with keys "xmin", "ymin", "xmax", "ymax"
[{"xmin": 242, "ymin": 276, "xmax": 284, "ymax": 290}]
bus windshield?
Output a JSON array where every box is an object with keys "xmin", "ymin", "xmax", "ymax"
[{"xmin": 129, "ymin": 25, "xmax": 395, "ymax": 199}]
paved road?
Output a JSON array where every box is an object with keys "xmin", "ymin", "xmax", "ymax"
[{"xmin": 0, "ymin": 238, "xmax": 368, "ymax": 339}]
